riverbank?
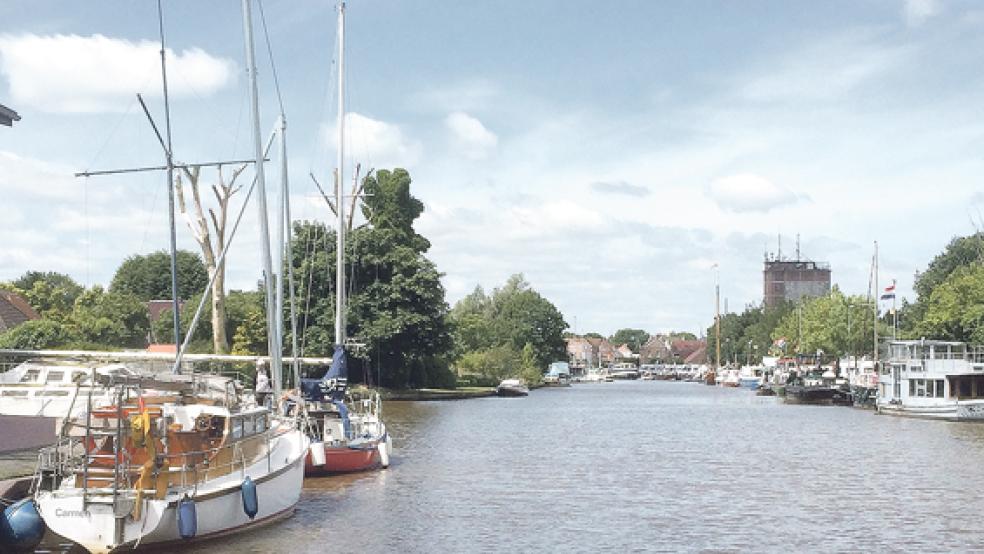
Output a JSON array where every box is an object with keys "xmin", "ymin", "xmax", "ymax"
[{"xmin": 379, "ymin": 386, "xmax": 496, "ymax": 401}]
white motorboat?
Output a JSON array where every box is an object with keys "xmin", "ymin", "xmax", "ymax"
[
  {"xmin": 0, "ymin": 359, "xmax": 129, "ymax": 419},
  {"xmin": 496, "ymin": 379, "xmax": 530, "ymax": 397},
  {"xmin": 877, "ymin": 340, "xmax": 984, "ymax": 420}
]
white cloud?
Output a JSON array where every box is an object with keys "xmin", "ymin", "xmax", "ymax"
[
  {"xmin": 590, "ymin": 180, "xmax": 650, "ymax": 197},
  {"xmin": 445, "ymin": 112, "xmax": 497, "ymax": 160},
  {"xmin": 414, "ymin": 80, "xmax": 499, "ymax": 112},
  {"xmin": 0, "ymin": 151, "xmax": 78, "ymax": 199},
  {"xmin": 738, "ymin": 30, "xmax": 907, "ymax": 103},
  {"xmin": 706, "ymin": 174, "xmax": 799, "ymax": 213},
  {"xmin": 903, "ymin": 0, "xmax": 940, "ymax": 27},
  {"xmin": 0, "ymin": 33, "xmax": 235, "ymax": 113},
  {"xmin": 329, "ymin": 112, "xmax": 422, "ymax": 170}
]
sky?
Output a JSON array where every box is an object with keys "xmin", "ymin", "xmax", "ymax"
[{"xmin": 1, "ymin": 0, "xmax": 983, "ymax": 337}]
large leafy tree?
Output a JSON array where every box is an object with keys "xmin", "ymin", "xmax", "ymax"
[
  {"xmin": 903, "ymin": 232, "xmax": 984, "ymax": 336},
  {"xmin": 288, "ymin": 168, "xmax": 454, "ymax": 389},
  {"xmin": 2, "ymin": 271, "xmax": 84, "ymax": 321},
  {"xmin": 488, "ymin": 275, "xmax": 568, "ymax": 369},
  {"xmin": 770, "ymin": 288, "xmax": 882, "ymax": 360},
  {"xmin": 70, "ymin": 286, "xmax": 150, "ymax": 348},
  {"xmin": 916, "ymin": 264, "xmax": 984, "ymax": 343},
  {"xmin": 110, "ymin": 250, "xmax": 208, "ymax": 302},
  {"xmin": 0, "ymin": 319, "xmax": 78, "ymax": 349},
  {"xmin": 152, "ymin": 289, "xmax": 264, "ymax": 353},
  {"xmin": 449, "ymin": 274, "xmax": 568, "ymax": 379},
  {"xmin": 610, "ymin": 328, "xmax": 650, "ymax": 352}
]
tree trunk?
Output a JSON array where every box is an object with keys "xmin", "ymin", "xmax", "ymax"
[
  {"xmin": 211, "ymin": 263, "xmax": 229, "ymax": 354},
  {"xmin": 175, "ymin": 164, "xmax": 244, "ymax": 354}
]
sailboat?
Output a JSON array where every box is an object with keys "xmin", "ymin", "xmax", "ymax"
[
  {"xmin": 12, "ymin": 3, "xmax": 310, "ymax": 552},
  {"xmin": 300, "ymin": 1, "xmax": 392, "ymax": 476}
]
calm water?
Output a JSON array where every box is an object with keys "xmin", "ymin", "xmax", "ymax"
[{"xmin": 22, "ymin": 381, "xmax": 984, "ymax": 552}]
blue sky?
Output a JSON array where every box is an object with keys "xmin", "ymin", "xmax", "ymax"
[{"xmin": 1, "ymin": 0, "xmax": 983, "ymax": 337}]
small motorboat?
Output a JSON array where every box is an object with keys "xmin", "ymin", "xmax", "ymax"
[{"xmin": 496, "ymin": 379, "xmax": 529, "ymax": 397}]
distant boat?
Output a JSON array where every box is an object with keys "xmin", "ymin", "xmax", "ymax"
[
  {"xmin": 496, "ymin": 379, "xmax": 529, "ymax": 397},
  {"xmin": 543, "ymin": 361, "xmax": 572, "ymax": 386},
  {"xmin": 877, "ymin": 340, "xmax": 984, "ymax": 421},
  {"xmin": 609, "ymin": 362, "xmax": 640, "ymax": 380},
  {"xmin": 737, "ymin": 365, "xmax": 764, "ymax": 389}
]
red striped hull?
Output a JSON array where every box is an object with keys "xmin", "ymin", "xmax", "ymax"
[{"xmin": 304, "ymin": 443, "xmax": 381, "ymax": 476}]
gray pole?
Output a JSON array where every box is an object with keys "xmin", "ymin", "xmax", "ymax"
[
  {"xmin": 242, "ymin": 0, "xmax": 283, "ymax": 402},
  {"xmin": 335, "ymin": 2, "xmax": 347, "ymax": 349},
  {"xmin": 281, "ymin": 115, "xmax": 301, "ymax": 388},
  {"xmin": 157, "ymin": 0, "xmax": 182, "ymax": 362}
]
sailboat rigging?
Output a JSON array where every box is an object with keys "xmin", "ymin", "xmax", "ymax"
[
  {"xmin": 16, "ymin": 3, "xmax": 310, "ymax": 552},
  {"xmin": 299, "ymin": 1, "xmax": 392, "ymax": 476}
]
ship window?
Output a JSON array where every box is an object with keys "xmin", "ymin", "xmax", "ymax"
[
  {"xmin": 38, "ymin": 390, "xmax": 70, "ymax": 396},
  {"xmin": 936, "ymin": 380, "xmax": 946, "ymax": 398},
  {"xmin": 19, "ymin": 369, "xmax": 40, "ymax": 383},
  {"xmin": 256, "ymin": 414, "xmax": 267, "ymax": 433},
  {"xmin": 909, "ymin": 380, "xmax": 915, "ymax": 397},
  {"xmin": 1, "ymin": 390, "xmax": 28, "ymax": 396},
  {"xmin": 231, "ymin": 417, "xmax": 243, "ymax": 439},
  {"xmin": 243, "ymin": 415, "xmax": 255, "ymax": 436}
]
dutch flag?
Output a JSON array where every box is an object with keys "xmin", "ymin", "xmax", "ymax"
[{"xmin": 880, "ymin": 281, "xmax": 896, "ymax": 301}]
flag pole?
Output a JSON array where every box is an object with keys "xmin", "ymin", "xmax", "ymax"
[{"xmin": 892, "ymin": 278, "xmax": 897, "ymax": 340}]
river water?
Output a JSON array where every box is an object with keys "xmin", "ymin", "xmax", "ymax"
[{"xmin": 21, "ymin": 380, "xmax": 984, "ymax": 552}]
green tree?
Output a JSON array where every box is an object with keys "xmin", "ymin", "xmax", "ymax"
[
  {"xmin": 456, "ymin": 344, "xmax": 522, "ymax": 382},
  {"xmin": 110, "ymin": 250, "xmax": 208, "ymax": 302},
  {"xmin": 610, "ymin": 328, "xmax": 650, "ymax": 353},
  {"xmin": 231, "ymin": 304, "xmax": 268, "ymax": 355},
  {"xmin": 69, "ymin": 286, "xmax": 150, "ymax": 348},
  {"xmin": 0, "ymin": 319, "xmax": 78, "ymax": 349},
  {"xmin": 489, "ymin": 274, "xmax": 568, "ymax": 370},
  {"xmin": 2, "ymin": 271, "xmax": 84, "ymax": 321},
  {"xmin": 153, "ymin": 289, "xmax": 264, "ymax": 352},
  {"xmin": 449, "ymin": 274, "xmax": 568, "ymax": 380},
  {"xmin": 916, "ymin": 264, "xmax": 984, "ymax": 343},
  {"xmin": 903, "ymin": 232, "xmax": 984, "ymax": 336},
  {"xmin": 361, "ymin": 169, "xmax": 430, "ymax": 252},
  {"xmin": 449, "ymin": 286, "xmax": 493, "ymax": 356},
  {"xmin": 288, "ymin": 169, "xmax": 454, "ymax": 388},
  {"xmin": 771, "ymin": 288, "xmax": 880, "ymax": 360}
]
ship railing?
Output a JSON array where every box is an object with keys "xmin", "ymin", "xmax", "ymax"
[{"xmin": 39, "ymin": 424, "xmax": 273, "ymax": 501}]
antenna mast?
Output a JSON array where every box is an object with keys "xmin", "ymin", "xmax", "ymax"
[
  {"xmin": 335, "ymin": 1, "xmax": 347, "ymax": 348},
  {"xmin": 157, "ymin": 0, "xmax": 182, "ymax": 361}
]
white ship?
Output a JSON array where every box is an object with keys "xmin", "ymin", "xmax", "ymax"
[{"xmin": 876, "ymin": 340, "xmax": 984, "ymax": 420}]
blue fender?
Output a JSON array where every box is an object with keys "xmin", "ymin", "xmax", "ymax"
[
  {"xmin": 241, "ymin": 476, "xmax": 258, "ymax": 519},
  {"xmin": 0, "ymin": 498, "xmax": 45, "ymax": 550},
  {"xmin": 177, "ymin": 496, "xmax": 197, "ymax": 540}
]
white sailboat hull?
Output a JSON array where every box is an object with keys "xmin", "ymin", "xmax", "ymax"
[{"xmin": 38, "ymin": 428, "xmax": 307, "ymax": 554}]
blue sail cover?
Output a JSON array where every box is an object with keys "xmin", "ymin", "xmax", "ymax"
[{"xmin": 300, "ymin": 345, "xmax": 349, "ymax": 402}]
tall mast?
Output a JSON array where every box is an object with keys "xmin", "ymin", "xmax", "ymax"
[
  {"xmin": 281, "ymin": 117, "xmax": 301, "ymax": 386},
  {"xmin": 156, "ymin": 0, "xmax": 182, "ymax": 364},
  {"xmin": 874, "ymin": 241, "xmax": 879, "ymax": 367},
  {"xmin": 242, "ymin": 0, "xmax": 283, "ymax": 401},
  {"xmin": 335, "ymin": 1, "xmax": 347, "ymax": 348},
  {"xmin": 714, "ymin": 265, "xmax": 720, "ymax": 371}
]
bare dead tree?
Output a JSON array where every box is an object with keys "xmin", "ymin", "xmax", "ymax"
[{"xmin": 174, "ymin": 163, "xmax": 247, "ymax": 353}]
